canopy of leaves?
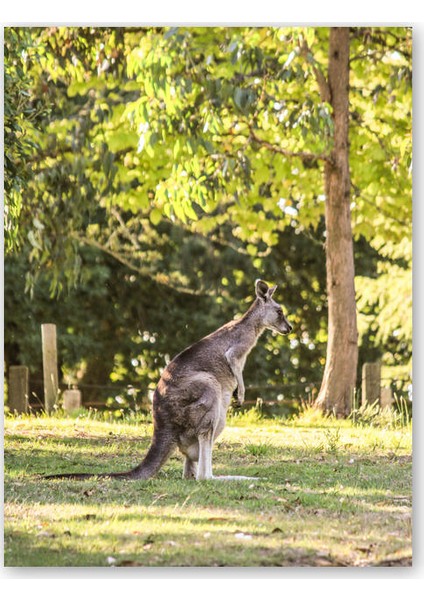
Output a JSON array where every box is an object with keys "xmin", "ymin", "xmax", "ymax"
[{"xmin": 4, "ymin": 28, "xmax": 47, "ymax": 252}]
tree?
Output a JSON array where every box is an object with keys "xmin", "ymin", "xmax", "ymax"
[{"xmin": 313, "ymin": 28, "xmax": 358, "ymax": 415}]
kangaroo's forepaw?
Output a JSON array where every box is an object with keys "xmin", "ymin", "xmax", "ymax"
[{"xmin": 232, "ymin": 396, "xmax": 245, "ymax": 408}]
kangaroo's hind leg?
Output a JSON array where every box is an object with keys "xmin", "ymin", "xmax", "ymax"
[
  {"xmin": 197, "ymin": 431, "xmax": 214, "ymax": 480},
  {"xmin": 185, "ymin": 378, "xmax": 260, "ymax": 481},
  {"xmin": 197, "ymin": 431, "xmax": 258, "ymax": 481},
  {"xmin": 183, "ymin": 457, "xmax": 198, "ymax": 479},
  {"xmin": 181, "ymin": 378, "xmax": 220, "ymax": 481},
  {"xmin": 180, "ymin": 442, "xmax": 199, "ymax": 479}
]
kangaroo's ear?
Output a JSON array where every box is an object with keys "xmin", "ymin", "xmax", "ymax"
[
  {"xmin": 268, "ymin": 285, "xmax": 277, "ymax": 298},
  {"xmin": 255, "ymin": 279, "xmax": 269, "ymax": 300}
]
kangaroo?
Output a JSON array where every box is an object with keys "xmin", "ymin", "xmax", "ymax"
[{"xmin": 45, "ymin": 280, "xmax": 292, "ymax": 481}]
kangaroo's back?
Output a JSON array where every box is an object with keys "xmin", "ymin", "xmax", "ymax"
[{"xmin": 164, "ymin": 319, "xmax": 240, "ymax": 377}]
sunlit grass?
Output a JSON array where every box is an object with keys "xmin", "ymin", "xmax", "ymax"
[{"xmin": 4, "ymin": 409, "xmax": 412, "ymax": 567}]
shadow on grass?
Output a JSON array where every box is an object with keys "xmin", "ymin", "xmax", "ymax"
[
  {"xmin": 5, "ymin": 433, "xmax": 153, "ymax": 476},
  {"xmin": 5, "ymin": 507, "xmax": 412, "ymax": 567},
  {"xmin": 3, "ymin": 513, "xmax": 354, "ymax": 567}
]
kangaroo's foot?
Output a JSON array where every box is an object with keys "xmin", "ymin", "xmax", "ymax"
[
  {"xmin": 213, "ymin": 475, "xmax": 261, "ymax": 480},
  {"xmin": 195, "ymin": 474, "xmax": 261, "ymax": 481}
]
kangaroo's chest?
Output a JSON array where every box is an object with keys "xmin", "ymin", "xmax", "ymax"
[{"xmin": 225, "ymin": 339, "xmax": 256, "ymax": 370}]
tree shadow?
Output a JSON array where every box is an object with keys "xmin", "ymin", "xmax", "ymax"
[{"xmin": 3, "ymin": 513, "xmax": 359, "ymax": 567}]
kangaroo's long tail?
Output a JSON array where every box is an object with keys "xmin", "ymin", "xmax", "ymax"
[{"xmin": 43, "ymin": 426, "xmax": 176, "ymax": 481}]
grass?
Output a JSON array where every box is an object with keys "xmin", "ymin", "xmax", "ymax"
[{"xmin": 4, "ymin": 406, "xmax": 412, "ymax": 567}]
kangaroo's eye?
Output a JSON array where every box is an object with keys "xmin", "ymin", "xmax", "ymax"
[{"xmin": 276, "ymin": 308, "xmax": 283, "ymax": 317}]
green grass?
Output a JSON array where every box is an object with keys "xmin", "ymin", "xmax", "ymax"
[{"xmin": 4, "ymin": 407, "xmax": 412, "ymax": 567}]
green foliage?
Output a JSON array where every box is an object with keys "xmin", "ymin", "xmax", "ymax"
[
  {"xmin": 123, "ymin": 27, "xmax": 330, "ymax": 242},
  {"xmin": 348, "ymin": 29, "xmax": 412, "ymax": 364},
  {"xmin": 4, "ymin": 28, "xmax": 46, "ymax": 252}
]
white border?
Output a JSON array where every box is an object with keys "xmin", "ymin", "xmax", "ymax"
[{"xmin": 1, "ymin": 10, "xmax": 422, "ymax": 594}]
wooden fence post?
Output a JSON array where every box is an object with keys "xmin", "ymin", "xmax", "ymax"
[
  {"xmin": 41, "ymin": 323, "xmax": 59, "ymax": 413},
  {"xmin": 63, "ymin": 389, "xmax": 82, "ymax": 414},
  {"xmin": 8, "ymin": 366, "xmax": 29, "ymax": 414},
  {"xmin": 361, "ymin": 361, "xmax": 381, "ymax": 406},
  {"xmin": 380, "ymin": 386, "xmax": 394, "ymax": 408}
]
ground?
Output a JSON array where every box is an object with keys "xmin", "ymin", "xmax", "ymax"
[{"xmin": 4, "ymin": 407, "xmax": 412, "ymax": 567}]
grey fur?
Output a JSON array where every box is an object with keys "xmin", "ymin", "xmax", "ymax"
[{"xmin": 44, "ymin": 280, "xmax": 292, "ymax": 481}]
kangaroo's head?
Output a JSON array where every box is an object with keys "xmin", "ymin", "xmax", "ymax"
[{"xmin": 255, "ymin": 279, "xmax": 292, "ymax": 335}]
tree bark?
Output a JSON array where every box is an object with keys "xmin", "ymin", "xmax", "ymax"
[{"xmin": 314, "ymin": 28, "xmax": 358, "ymax": 417}]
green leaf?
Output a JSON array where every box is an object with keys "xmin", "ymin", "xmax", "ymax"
[
  {"xmin": 305, "ymin": 28, "xmax": 315, "ymax": 48},
  {"xmin": 173, "ymin": 138, "xmax": 181, "ymax": 159},
  {"xmin": 172, "ymin": 201, "xmax": 187, "ymax": 223},
  {"xmin": 182, "ymin": 200, "xmax": 199, "ymax": 221},
  {"xmin": 33, "ymin": 217, "xmax": 45, "ymax": 230},
  {"xmin": 27, "ymin": 230, "xmax": 42, "ymax": 251},
  {"xmin": 150, "ymin": 208, "xmax": 162, "ymax": 226},
  {"xmin": 107, "ymin": 130, "xmax": 138, "ymax": 153}
]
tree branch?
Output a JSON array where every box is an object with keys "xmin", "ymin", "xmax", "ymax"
[
  {"xmin": 299, "ymin": 41, "xmax": 331, "ymax": 104},
  {"xmin": 176, "ymin": 219, "xmax": 274, "ymax": 259},
  {"xmin": 248, "ymin": 125, "xmax": 333, "ymax": 165},
  {"xmin": 72, "ymin": 234, "xmax": 213, "ymax": 297},
  {"xmin": 110, "ymin": 207, "xmax": 142, "ymax": 250}
]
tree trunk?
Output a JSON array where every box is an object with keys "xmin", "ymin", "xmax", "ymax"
[{"xmin": 314, "ymin": 27, "xmax": 358, "ymax": 417}]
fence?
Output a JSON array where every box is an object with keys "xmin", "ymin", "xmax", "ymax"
[{"xmin": 6, "ymin": 324, "xmax": 412, "ymax": 415}]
